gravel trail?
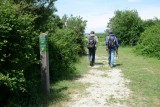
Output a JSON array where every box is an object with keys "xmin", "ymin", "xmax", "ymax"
[{"xmin": 66, "ymin": 56, "xmax": 131, "ymax": 107}]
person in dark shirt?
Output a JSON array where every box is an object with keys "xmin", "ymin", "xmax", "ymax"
[{"xmin": 106, "ymin": 31, "xmax": 118, "ymax": 67}]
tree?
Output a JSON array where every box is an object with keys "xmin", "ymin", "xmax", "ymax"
[
  {"xmin": 107, "ymin": 10, "xmax": 143, "ymax": 46},
  {"xmin": 62, "ymin": 15, "xmax": 87, "ymax": 55}
]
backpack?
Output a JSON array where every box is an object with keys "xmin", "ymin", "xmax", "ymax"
[
  {"xmin": 108, "ymin": 35, "xmax": 116, "ymax": 48},
  {"xmin": 87, "ymin": 36, "xmax": 96, "ymax": 49}
]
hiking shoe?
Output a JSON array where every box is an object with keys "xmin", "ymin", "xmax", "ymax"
[{"xmin": 110, "ymin": 64, "xmax": 115, "ymax": 68}]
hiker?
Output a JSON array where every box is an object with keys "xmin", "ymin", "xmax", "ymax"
[
  {"xmin": 106, "ymin": 30, "xmax": 118, "ymax": 67},
  {"xmin": 87, "ymin": 31, "xmax": 98, "ymax": 66}
]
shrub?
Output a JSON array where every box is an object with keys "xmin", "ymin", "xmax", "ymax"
[
  {"xmin": 108, "ymin": 9, "xmax": 143, "ymax": 46},
  {"xmin": 48, "ymin": 29, "xmax": 80, "ymax": 81},
  {"xmin": 0, "ymin": 2, "xmax": 40, "ymax": 106},
  {"xmin": 135, "ymin": 24, "xmax": 160, "ymax": 59}
]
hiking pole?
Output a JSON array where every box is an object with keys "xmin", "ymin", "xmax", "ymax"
[{"xmin": 116, "ymin": 48, "xmax": 119, "ymax": 59}]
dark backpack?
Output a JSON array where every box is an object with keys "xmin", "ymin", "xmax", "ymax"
[
  {"xmin": 108, "ymin": 35, "xmax": 116, "ymax": 48},
  {"xmin": 87, "ymin": 36, "xmax": 96, "ymax": 48}
]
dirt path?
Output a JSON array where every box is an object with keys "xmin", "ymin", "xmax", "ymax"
[{"xmin": 65, "ymin": 55, "xmax": 131, "ymax": 107}]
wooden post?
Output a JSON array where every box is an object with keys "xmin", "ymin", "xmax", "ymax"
[{"xmin": 39, "ymin": 33, "xmax": 50, "ymax": 94}]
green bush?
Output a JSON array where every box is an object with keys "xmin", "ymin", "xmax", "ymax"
[
  {"xmin": 0, "ymin": 1, "xmax": 37, "ymax": 92},
  {"xmin": 0, "ymin": 1, "xmax": 86, "ymax": 106},
  {"xmin": 0, "ymin": 2, "xmax": 40, "ymax": 106},
  {"xmin": 61, "ymin": 15, "xmax": 87, "ymax": 55},
  {"xmin": 108, "ymin": 9, "xmax": 143, "ymax": 46},
  {"xmin": 48, "ymin": 29, "xmax": 80, "ymax": 81},
  {"xmin": 135, "ymin": 24, "xmax": 160, "ymax": 59}
]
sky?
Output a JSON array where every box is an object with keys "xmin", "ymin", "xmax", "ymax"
[{"xmin": 55, "ymin": 0, "xmax": 160, "ymax": 33}]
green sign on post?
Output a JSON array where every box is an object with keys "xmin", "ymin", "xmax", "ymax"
[
  {"xmin": 39, "ymin": 33, "xmax": 50, "ymax": 95},
  {"xmin": 40, "ymin": 34, "xmax": 48, "ymax": 53}
]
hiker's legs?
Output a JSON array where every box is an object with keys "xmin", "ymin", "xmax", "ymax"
[
  {"xmin": 110, "ymin": 49, "xmax": 115, "ymax": 67},
  {"xmin": 92, "ymin": 48, "xmax": 96, "ymax": 64},
  {"xmin": 88, "ymin": 49, "xmax": 92, "ymax": 62},
  {"xmin": 108, "ymin": 49, "xmax": 115, "ymax": 67},
  {"xmin": 88, "ymin": 48, "xmax": 93, "ymax": 66},
  {"xmin": 108, "ymin": 50, "xmax": 111, "ymax": 65}
]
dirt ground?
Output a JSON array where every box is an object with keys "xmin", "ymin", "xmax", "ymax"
[{"xmin": 65, "ymin": 55, "xmax": 132, "ymax": 107}]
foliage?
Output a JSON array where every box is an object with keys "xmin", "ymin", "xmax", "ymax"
[
  {"xmin": 142, "ymin": 17, "xmax": 160, "ymax": 30},
  {"xmin": 0, "ymin": 0, "xmax": 58, "ymax": 106},
  {"xmin": 47, "ymin": 15, "xmax": 86, "ymax": 82},
  {"xmin": 0, "ymin": 0, "xmax": 37, "ymax": 92},
  {"xmin": 107, "ymin": 9, "xmax": 143, "ymax": 46},
  {"xmin": 135, "ymin": 23, "xmax": 160, "ymax": 59},
  {"xmin": 48, "ymin": 29, "xmax": 80, "ymax": 81},
  {"xmin": 0, "ymin": 0, "xmax": 87, "ymax": 106},
  {"xmin": 96, "ymin": 33, "xmax": 106, "ymax": 46},
  {"xmin": 62, "ymin": 15, "xmax": 87, "ymax": 55}
]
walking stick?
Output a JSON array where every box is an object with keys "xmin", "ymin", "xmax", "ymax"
[{"xmin": 116, "ymin": 48, "xmax": 119, "ymax": 59}]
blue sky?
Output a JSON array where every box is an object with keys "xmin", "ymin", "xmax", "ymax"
[{"xmin": 55, "ymin": 0, "xmax": 160, "ymax": 33}]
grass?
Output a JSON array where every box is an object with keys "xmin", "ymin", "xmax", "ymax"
[
  {"xmin": 97, "ymin": 45, "xmax": 160, "ymax": 107},
  {"xmin": 48, "ymin": 80, "xmax": 88, "ymax": 107},
  {"xmin": 118, "ymin": 47, "xmax": 160, "ymax": 107},
  {"xmin": 48, "ymin": 56, "xmax": 90, "ymax": 107},
  {"xmin": 106, "ymin": 95, "xmax": 118, "ymax": 104}
]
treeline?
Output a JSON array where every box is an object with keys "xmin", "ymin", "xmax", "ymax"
[
  {"xmin": 0, "ymin": 0, "xmax": 86, "ymax": 107},
  {"xmin": 107, "ymin": 10, "xmax": 160, "ymax": 59}
]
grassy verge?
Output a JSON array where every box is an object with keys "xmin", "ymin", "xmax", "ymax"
[
  {"xmin": 48, "ymin": 56, "xmax": 89, "ymax": 107},
  {"xmin": 118, "ymin": 47, "xmax": 160, "ymax": 107},
  {"xmin": 97, "ymin": 46, "xmax": 160, "ymax": 107}
]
